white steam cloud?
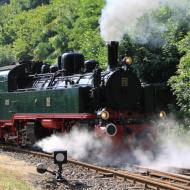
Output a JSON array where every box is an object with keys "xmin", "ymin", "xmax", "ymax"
[
  {"xmin": 134, "ymin": 135, "xmax": 190, "ymax": 169},
  {"xmin": 36, "ymin": 128, "xmax": 112, "ymax": 162},
  {"xmin": 100, "ymin": 0, "xmax": 190, "ymax": 43},
  {"xmin": 134, "ymin": 118, "xmax": 190, "ymax": 170},
  {"xmin": 36, "ymin": 117, "xmax": 190, "ymax": 170},
  {"xmin": 100, "ymin": 0, "xmax": 160, "ymax": 42},
  {"xmin": 36, "ymin": 116, "xmax": 190, "ymax": 169},
  {"xmin": 36, "ymin": 129, "xmax": 137, "ymax": 165}
]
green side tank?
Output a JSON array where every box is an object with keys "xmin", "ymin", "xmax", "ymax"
[{"xmin": 0, "ymin": 87, "xmax": 93, "ymax": 120}]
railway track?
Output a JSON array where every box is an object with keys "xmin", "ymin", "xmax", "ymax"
[
  {"xmin": 121, "ymin": 165, "xmax": 190, "ymax": 190},
  {"xmin": 0, "ymin": 144, "xmax": 190, "ymax": 190},
  {"xmin": 132, "ymin": 165, "xmax": 190, "ymax": 176},
  {"xmin": 166, "ymin": 166, "xmax": 190, "ymax": 176}
]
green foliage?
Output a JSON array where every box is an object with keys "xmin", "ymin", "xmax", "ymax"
[
  {"xmin": 121, "ymin": 5, "xmax": 190, "ymax": 83},
  {"xmin": 0, "ymin": 0, "xmax": 10, "ymax": 5},
  {"xmin": 10, "ymin": 0, "xmax": 50, "ymax": 10},
  {"xmin": 169, "ymin": 32, "xmax": 190, "ymax": 117},
  {"xmin": 0, "ymin": 0, "xmax": 105, "ymax": 65},
  {"xmin": 0, "ymin": 47, "xmax": 16, "ymax": 66},
  {"xmin": 29, "ymin": 0, "xmax": 50, "ymax": 9},
  {"xmin": 68, "ymin": 0, "xmax": 106, "ymax": 67},
  {"xmin": 1, "ymin": 0, "xmax": 104, "ymax": 66},
  {"xmin": 34, "ymin": 42, "xmax": 52, "ymax": 61},
  {"xmin": 10, "ymin": 5, "xmax": 50, "ymax": 60}
]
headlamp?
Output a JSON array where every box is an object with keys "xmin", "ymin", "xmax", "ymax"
[
  {"xmin": 159, "ymin": 111, "xmax": 166, "ymax": 119},
  {"xmin": 124, "ymin": 56, "xmax": 133, "ymax": 65},
  {"xmin": 100, "ymin": 110, "xmax": 110, "ymax": 120}
]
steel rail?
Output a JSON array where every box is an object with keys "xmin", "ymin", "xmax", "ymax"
[
  {"xmin": 120, "ymin": 168, "xmax": 190, "ymax": 190},
  {"xmin": 132, "ymin": 165, "xmax": 190, "ymax": 183},
  {"xmin": 166, "ymin": 166, "xmax": 190, "ymax": 176}
]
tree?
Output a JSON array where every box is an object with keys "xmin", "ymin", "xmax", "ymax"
[
  {"xmin": 121, "ymin": 6, "xmax": 189, "ymax": 83},
  {"xmin": 0, "ymin": 0, "xmax": 106, "ymax": 65},
  {"xmin": 0, "ymin": 0, "xmax": 10, "ymax": 5},
  {"xmin": 68, "ymin": 0, "xmax": 106, "ymax": 67},
  {"xmin": 0, "ymin": 47, "xmax": 16, "ymax": 66},
  {"xmin": 169, "ymin": 33, "xmax": 190, "ymax": 118},
  {"xmin": 10, "ymin": 0, "xmax": 50, "ymax": 10}
]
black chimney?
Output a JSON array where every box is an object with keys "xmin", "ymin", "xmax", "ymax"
[{"xmin": 107, "ymin": 41, "xmax": 119, "ymax": 70}]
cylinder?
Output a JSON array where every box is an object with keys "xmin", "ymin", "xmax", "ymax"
[
  {"xmin": 107, "ymin": 41, "xmax": 119, "ymax": 70},
  {"xmin": 41, "ymin": 119, "xmax": 61, "ymax": 129}
]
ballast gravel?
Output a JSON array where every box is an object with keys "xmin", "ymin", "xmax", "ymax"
[{"xmin": 0, "ymin": 148, "xmax": 150, "ymax": 190}]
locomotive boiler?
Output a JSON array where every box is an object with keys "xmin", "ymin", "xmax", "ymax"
[{"xmin": 0, "ymin": 41, "xmax": 172, "ymax": 146}]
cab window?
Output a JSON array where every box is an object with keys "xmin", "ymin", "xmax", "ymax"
[{"xmin": 0, "ymin": 70, "xmax": 9, "ymax": 82}]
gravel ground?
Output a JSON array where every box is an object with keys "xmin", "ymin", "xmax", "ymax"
[{"xmin": 0, "ymin": 148, "xmax": 149, "ymax": 190}]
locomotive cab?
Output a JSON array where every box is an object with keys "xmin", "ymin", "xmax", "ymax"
[{"xmin": 0, "ymin": 65, "xmax": 16, "ymax": 92}]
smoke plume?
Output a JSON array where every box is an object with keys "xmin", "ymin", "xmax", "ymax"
[
  {"xmin": 133, "ymin": 117, "xmax": 190, "ymax": 170},
  {"xmin": 35, "ymin": 128, "xmax": 140, "ymax": 165},
  {"xmin": 36, "ymin": 118, "xmax": 190, "ymax": 170},
  {"xmin": 100, "ymin": 0, "xmax": 190, "ymax": 43},
  {"xmin": 100, "ymin": 0, "xmax": 160, "ymax": 42},
  {"xmin": 36, "ymin": 128, "xmax": 112, "ymax": 163}
]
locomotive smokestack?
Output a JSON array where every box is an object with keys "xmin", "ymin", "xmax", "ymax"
[{"xmin": 107, "ymin": 41, "xmax": 119, "ymax": 70}]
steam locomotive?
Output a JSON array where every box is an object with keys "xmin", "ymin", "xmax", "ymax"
[{"xmin": 0, "ymin": 41, "xmax": 172, "ymax": 147}]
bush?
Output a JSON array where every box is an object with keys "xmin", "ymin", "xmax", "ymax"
[{"xmin": 0, "ymin": 47, "xmax": 16, "ymax": 66}]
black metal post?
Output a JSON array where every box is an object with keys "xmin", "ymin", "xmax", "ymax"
[{"xmin": 56, "ymin": 164, "xmax": 64, "ymax": 182}]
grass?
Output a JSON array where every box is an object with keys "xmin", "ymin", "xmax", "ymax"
[{"xmin": 0, "ymin": 167, "xmax": 36, "ymax": 190}]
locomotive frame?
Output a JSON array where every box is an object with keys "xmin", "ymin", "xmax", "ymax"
[{"xmin": 0, "ymin": 41, "xmax": 172, "ymax": 147}]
